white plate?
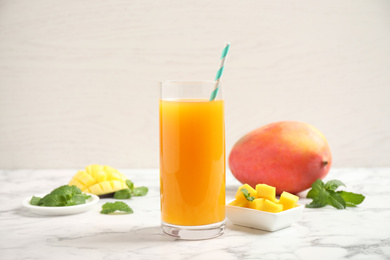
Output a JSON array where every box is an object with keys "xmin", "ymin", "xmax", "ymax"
[
  {"xmin": 226, "ymin": 203, "xmax": 304, "ymax": 232},
  {"xmin": 22, "ymin": 193, "xmax": 100, "ymax": 216}
]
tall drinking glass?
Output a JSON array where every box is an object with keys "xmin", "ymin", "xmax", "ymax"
[{"xmin": 159, "ymin": 80, "xmax": 226, "ymax": 240}]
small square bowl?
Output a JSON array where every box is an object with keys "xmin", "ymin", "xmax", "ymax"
[{"xmin": 226, "ymin": 203, "xmax": 304, "ymax": 232}]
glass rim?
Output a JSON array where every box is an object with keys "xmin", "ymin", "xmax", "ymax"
[{"xmin": 160, "ymin": 80, "xmax": 221, "ymax": 85}]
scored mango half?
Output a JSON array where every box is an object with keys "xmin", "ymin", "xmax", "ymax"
[{"xmin": 69, "ymin": 165, "xmax": 128, "ymax": 195}]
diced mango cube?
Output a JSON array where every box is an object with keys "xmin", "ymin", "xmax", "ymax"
[
  {"xmin": 99, "ymin": 181, "xmax": 112, "ymax": 193},
  {"xmin": 235, "ymin": 184, "xmax": 257, "ymax": 200},
  {"xmin": 103, "ymin": 165, "xmax": 116, "ymax": 174},
  {"xmin": 95, "ymin": 169, "xmax": 108, "ymax": 182},
  {"xmin": 262, "ymin": 199, "xmax": 283, "ymax": 213},
  {"xmin": 73, "ymin": 170, "xmax": 96, "ymax": 187},
  {"xmin": 104, "ymin": 165, "xmax": 127, "ymax": 181},
  {"xmin": 110, "ymin": 180, "xmax": 126, "ymax": 191},
  {"xmin": 88, "ymin": 183, "xmax": 103, "ymax": 195},
  {"xmin": 85, "ymin": 165, "xmax": 102, "ymax": 178},
  {"xmin": 228, "ymin": 197, "xmax": 248, "ymax": 207},
  {"xmin": 247, "ymin": 198, "xmax": 265, "ymax": 210},
  {"xmin": 256, "ymin": 184, "xmax": 276, "ymax": 202},
  {"xmin": 278, "ymin": 191, "xmax": 299, "ymax": 210}
]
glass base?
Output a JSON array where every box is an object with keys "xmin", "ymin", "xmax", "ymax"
[{"xmin": 161, "ymin": 220, "xmax": 225, "ymax": 240}]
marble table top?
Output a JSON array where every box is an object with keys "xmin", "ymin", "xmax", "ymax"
[{"xmin": 0, "ymin": 168, "xmax": 389, "ymax": 260}]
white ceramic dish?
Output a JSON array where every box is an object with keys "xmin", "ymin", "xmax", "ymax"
[
  {"xmin": 226, "ymin": 203, "xmax": 304, "ymax": 232},
  {"xmin": 22, "ymin": 193, "xmax": 99, "ymax": 216}
]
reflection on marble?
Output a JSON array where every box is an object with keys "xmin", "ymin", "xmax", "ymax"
[{"xmin": 0, "ymin": 168, "xmax": 389, "ymax": 260}]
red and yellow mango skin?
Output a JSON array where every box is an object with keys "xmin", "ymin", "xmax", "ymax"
[{"xmin": 228, "ymin": 121, "xmax": 332, "ymax": 194}]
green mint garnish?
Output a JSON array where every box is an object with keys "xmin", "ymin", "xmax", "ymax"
[
  {"xmin": 100, "ymin": 201, "xmax": 133, "ymax": 214},
  {"xmin": 66, "ymin": 194, "xmax": 91, "ymax": 206},
  {"xmin": 126, "ymin": 180, "xmax": 134, "ymax": 190},
  {"xmin": 40, "ymin": 194, "xmax": 67, "ymax": 207},
  {"xmin": 338, "ymin": 191, "xmax": 365, "ymax": 207},
  {"xmin": 324, "ymin": 180, "xmax": 346, "ymax": 191},
  {"xmin": 30, "ymin": 185, "xmax": 91, "ymax": 207},
  {"xmin": 306, "ymin": 179, "xmax": 365, "ymax": 209},
  {"xmin": 113, "ymin": 179, "xmax": 148, "ymax": 199},
  {"xmin": 327, "ymin": 190, "xmax": 346, "ymax": 209},
  {"xmin": 30, "ymin": 196, "xmax": 42, "ymax": 206},
  {"xmin": 114, "ymin": 189, "xmax": 132, "ymax": 199},
  {"xmin": 241, "ymin": 188, "xmax": 255, "ymax": 202},
  {"xmin": 133, "ymin": 187, "xmax": 148, "ymax": 196}
]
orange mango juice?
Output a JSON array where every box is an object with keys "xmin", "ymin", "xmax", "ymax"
[{"xmin": 159, "ymin": 99, "xmax": 225, "ymax": 226}]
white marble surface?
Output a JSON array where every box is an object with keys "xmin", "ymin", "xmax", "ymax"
[{"xmin": 0, "ymin": 168, "xmax": 389, "ymax": 260}]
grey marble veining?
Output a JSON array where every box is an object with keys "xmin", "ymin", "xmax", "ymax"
[{"xmin": 0, "ymin": 168, "xmax": 389, "ymax": 260}]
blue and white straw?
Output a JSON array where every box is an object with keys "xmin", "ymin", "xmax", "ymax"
[{"xmin": 209, "ymin": 42, "xmax": 230, "ymax": 101}]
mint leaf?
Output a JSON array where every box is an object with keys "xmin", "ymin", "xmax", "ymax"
[
  {"xmin": 325, "ymin": 180, "xmax": 346, "ymax": 191},
  {"xmin": 307, "ymin": 179, "xmax": 328, "ymax": 202},
  {"xmin": 66, "ymin": 194, "xmax": 91, "ymax": 206},
  {"xmin": 338, "ymin": 191, "xmax": 365, "ymax": 206},
  {"xmin": 113, "ymin": 180, "xmax": 148, "ymax": 199},
  {"xmin": 30, "ymin": 196, "xmax": 42, "ymax": 206},
  {"xmin": 100, "ymin": 201, "xmax": 133, "ymax": 214},
  {"xmin": 306, "ymin": 187, "xmax": 328, "ymax": 208},
  {"xmin": 126, "ymin": 180, "xmax": 134, "ymax": 190},
  {"xmin": 305, "ymin": 200, "xmax": 328, "ymax": 208},
  {"xmin": 50, "ymin": 185, "xmax": 81, "ymax": 200},
  {"xmin": 114, "ymin": 189, "xmax": 132, "ymax": 199},
  {"xmin": 317, "ymin": 187, "xmax": 329, "ymax": 203},
  {"xmin": 133, "ymin": 187, "xmax": 148, "ymax": 196},
  {"xmin": 241, "ymin": 188, "xmax": 255, "ymax": 202},
  {"xmin": 40, "ymin": 194, "xmax": 67, "ymax": 207},
  {"xmin": 311, "ymin": 179, "xmax": 325, "ymax": 190},
  {"xmin": 327, "ymin": 191, "xmax": 346, "ymax": 209},
  {"xmin": 306, "ymin": 188, "xmax": 318, "ymax": 199}
]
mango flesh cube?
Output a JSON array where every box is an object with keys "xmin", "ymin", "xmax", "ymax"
[
  {"xmin": 229, "ymin": 197, "xmax": 248, "ymax": 207},
  {"xmin": 95, "ymin": 169, "xmax": 108, "ymax": 182},
  {"xmin": 111, "ymin": 180, "xmax": 127, "ymax": 191},
  {"xmin": 262, "ymin": 199, "xmax": 283, "ymax": 213},
  {"xmin": 99, "ymin": 181, "xmax": 113, "ymax": 193},
  {"xmin": 87, "ymin": 183, "xmax": 103, "ymax": 195},
  {"xmin": 74, "ymin": 170, "xmax": 96, "ymax": 187},
  {"xmin": 86, "ymin": 165, "xmax": 103, "ymax": 179},
  {"xmin": 235, "ymin": 184, "xmax": 257, "ymax": 200},
  {"xmin": 279, "ymin": 191, "xmax": 299, "ymax": 210},
  {"xmin": 256, "ymin": 184, "xmax": 276, "ymax": 202},
  {"xmin": 247, "ymin": 198, "xmax": 265, "ymax": 210},
  {"xmin": 103, "ymin": 166, "xmax": 127, "ymax": 181}
]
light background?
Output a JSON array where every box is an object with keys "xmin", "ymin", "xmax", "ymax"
[{"xmin": 0, "ymin": 0, "xmax": 389, "ymax": 169}]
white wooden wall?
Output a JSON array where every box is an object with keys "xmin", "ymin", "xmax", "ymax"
[{"xmin": 0, "ymin": 0, "xmax": 389, "ymax": 169}]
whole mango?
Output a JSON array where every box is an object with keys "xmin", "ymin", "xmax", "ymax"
[{"xmin": 228, "ymin": 121, "xmax": 332, "ymax": 194}]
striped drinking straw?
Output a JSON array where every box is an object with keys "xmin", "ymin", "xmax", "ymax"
[{"xmin": 209, "ymin": 42, "xmax": 231, "ymax": 101}]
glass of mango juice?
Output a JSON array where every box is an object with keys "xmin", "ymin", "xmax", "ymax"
[{"xmin": 159, "ymin": 81, "xmax": 226, "ymax": 240}]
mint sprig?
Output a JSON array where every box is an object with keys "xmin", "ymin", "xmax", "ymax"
[
  {"xmin": 133, "ymin": 187, "xmax": 148, "ymax": 196},
  {"xmin": 114, "ymin": 189, "xmax": 132, "ymax": 199},
  {"xmin": 100, "ymin": 201, "xmax": 133, "ymax": 214},
  {"xmin": 339, "ymin": 191, "xmax": 365, "ymax": 207},
  {"xmin": 241, "ymin": 188, "xmax": 255, "ymax": 202},
  {"xmin": 113, "ymin": 179, "xmax": 148, "ymax": 199},
  {"xmin": 30, "ymin": 185, "xmax": 91, "ymax": 207},
  {"xmin": 306, "ymin": 179, "xmax": 365, "ymax": 209}
]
